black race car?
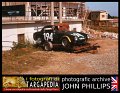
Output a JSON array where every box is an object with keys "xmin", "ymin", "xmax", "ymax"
[{"xmin": 33, "ymin": 25, "xmax": 88, "ymax": 52}]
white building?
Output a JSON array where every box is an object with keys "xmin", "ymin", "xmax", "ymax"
[{"xmin": 2, "ymin": 2, "xmax": 85, "ymax": 51}]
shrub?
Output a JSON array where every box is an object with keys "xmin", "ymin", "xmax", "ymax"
[{"xmin": 12, "ymin": 40, "xmax": 34, "ymax": 50}]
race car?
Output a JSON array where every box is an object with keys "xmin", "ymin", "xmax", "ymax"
[{"xmin": 33, "ymin": 24, "xmax": 88, "ymax": 52}]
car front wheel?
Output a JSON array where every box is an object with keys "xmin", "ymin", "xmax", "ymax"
[
  {"xmin": 62, "ymin": 38, "xmax": 70, "ymax": 48},
  {"xmin": 62, "ymin": 38, "xmax": 73, "ymax": 52}
]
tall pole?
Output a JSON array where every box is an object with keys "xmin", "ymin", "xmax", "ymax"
[
  {"xmin": 59, "ymin": 2, "xmax": 62, "ymax": 23},
  {"xmin": 51, "ymin": 2, "xmax": 54, "ymax": 25},
  {"xmin": 26, "ymin": 2, "xmax": 31, "ymax": 20}
]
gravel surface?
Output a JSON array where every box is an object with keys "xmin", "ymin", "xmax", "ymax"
[
  {"xmin": 23, "ymin": 39, "xmax": 118, "ymax": 75},
  {"xmin": 75, "ymin": 48, "xmax": 118, "ymax": 74}
]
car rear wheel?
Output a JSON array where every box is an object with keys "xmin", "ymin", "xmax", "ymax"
[{"xmin": 44, "ymin": 41, "xmax": 53, "ymax": 51}]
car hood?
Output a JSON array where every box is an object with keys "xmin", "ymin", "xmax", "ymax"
[{"xmin": 65, "ymin": 31, "xmax": 87, "ymax": 38}]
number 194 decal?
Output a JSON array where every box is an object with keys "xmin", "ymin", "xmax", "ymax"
[{"xmin": 43, "ymin": 33, "xmax": 53, "ymax": 41}]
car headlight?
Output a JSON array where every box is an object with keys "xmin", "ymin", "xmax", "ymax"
[{"xmin": 87, "ymin": 34, "xmax": 90, "ymax": 39}]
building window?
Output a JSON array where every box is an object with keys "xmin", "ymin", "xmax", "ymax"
[
  {"xmin": 73, "ymin": 9, "xmax": 77, "ymax": 16},
  {"xmin": 31, "ymin": 5, "xmax": 50, "ymax": 16},
  {"xmin": 66, "ymin": 8, "xmax": 77, "ymax": 17},
  {"xmin": 73, "ymin": 28, "xmax": 76, "ymax": 31},
  {"xmin": 18, "ymin": 34, "xmax": 25, "ymax": 44},
  {"xmin": 2, "ymin": 5, "xmax": 25, "ymax": 17},
  {"xmin": 102, "ymin": 15, "xmax": 105, "ymax": 18}
]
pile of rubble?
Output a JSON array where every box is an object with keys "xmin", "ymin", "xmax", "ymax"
[
  {"xmin": 101, "ymin": 32, "xmax": 118, "ymax": 39},
  {"xmin": 82, "ymin": 28, "xmax": 118, "ymax": 39}
]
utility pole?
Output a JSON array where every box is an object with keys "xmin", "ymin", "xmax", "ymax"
[
  {"xmin": 59, "ymin": 2, "xmax": 62, "ymax": 23},
  {"xmin": 51, "ymin": 2, "xmax": 54, "ymax": 25}
]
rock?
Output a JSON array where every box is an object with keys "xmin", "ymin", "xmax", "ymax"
[
  {"xmin": 102, "ymin": 32, "xmax": 118, "ymax": 39},
  {"xmin": 24, "ymin": 62, "xmax": 27, "ymax": 65},
  {"xmin": 83, "ymin": 28, "xmax": 118, "ymax": 39}
]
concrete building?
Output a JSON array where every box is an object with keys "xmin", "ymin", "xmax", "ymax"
[
  {"xmin": 2, "ymin": 2, "xmax": 86, "ymax": 51},
  {"xmin": 87, "ymin": 10, "xmax": 113, "ymax": 27},
  {"xmin": 90, "ymin": 10, "xmax": 108, "ymax": 21}
]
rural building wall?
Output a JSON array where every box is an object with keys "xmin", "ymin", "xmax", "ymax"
[{"xmin": 2, "ymin": 22, "xmax": 82, "ymax": 51}]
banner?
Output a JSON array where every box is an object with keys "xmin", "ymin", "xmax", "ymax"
[{"xmin": 2, "ymin": 75, "xmax": 119, "ymax": 92}]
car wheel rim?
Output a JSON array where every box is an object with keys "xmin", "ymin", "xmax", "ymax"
[
  {"xmin": 62, "ymin": 39, "xmax": 68, "ymax": 47},
  {"xmin": 44, "ymin": 42, "xmax": 53, "ymax": 51}
]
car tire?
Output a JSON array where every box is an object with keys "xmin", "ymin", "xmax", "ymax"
[
  {"xmin": 62, "ymin": 38, "xmax": 73, "ymax": 52},
  {"xmin": 44, "ymin": 41, "xmax": 53, "ymax": 51},
  {"xmin": 62, "ymin": 38, "xmax": 70, "ymax": 48}
]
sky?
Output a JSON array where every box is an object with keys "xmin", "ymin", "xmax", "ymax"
[{"xmin": 86, "ymin": 2, "xmax": 118, "ymax": 16}]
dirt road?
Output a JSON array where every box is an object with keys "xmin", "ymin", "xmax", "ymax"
[
  {"xmin": 24, "ymin": 39, "xmax": 118, "ymax": 74},
  {"xmin": 2, "ymin": 39, "xmax": 118, "ymax": 74}
]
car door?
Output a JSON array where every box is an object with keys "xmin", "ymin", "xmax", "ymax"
[
  {"xmin": 43, "ymin": 26, "xmax": 54, "ymax": 43},
  {"xmin": 52, "ymin": 26, "xmax": 65, "ymax": 44}
]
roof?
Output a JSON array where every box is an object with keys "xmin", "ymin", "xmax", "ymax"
[{"xmin": 91, "ymin": 10, "xmax": 107, "ymax": 13}]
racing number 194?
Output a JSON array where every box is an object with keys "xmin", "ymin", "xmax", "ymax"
[{"xmin": 43, "ymin": 33, "xmax": 53, "ymax": 41}]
